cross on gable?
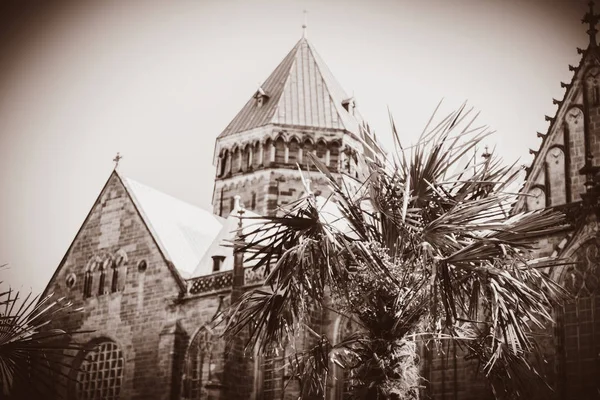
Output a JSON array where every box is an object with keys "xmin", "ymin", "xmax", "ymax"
[
  {"xmin": 237, "ymin": 207, "xmax": 246, "ymax": 229},
  {"xmin": 113, "ymin": 152, "xmax": 123, "ymax": 169}
]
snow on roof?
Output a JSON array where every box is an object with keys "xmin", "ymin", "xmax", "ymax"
[
  {"xmin": 192, "ymin": 203, "xmax": 267, "ymax": 277},
  {"xmin": 192, "ymin": 195, "xmax": 357, "ymax": 277},
  {"xmin": 122, "ymin": 176, "xmax": 224, "ymax": 277}
]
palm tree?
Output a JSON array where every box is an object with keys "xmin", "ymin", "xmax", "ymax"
[
  {"xmin": 224, "ymin": 104, "xmax": 570, "ymax": 399},
  {"xmin": 0, "ymin": 268, "xmax": 84, "ymax": 399}
]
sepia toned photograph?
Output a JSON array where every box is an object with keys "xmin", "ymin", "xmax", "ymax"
[{"xmin": 0, "ymin": 0, "xmax": 598, "ymax": 399}]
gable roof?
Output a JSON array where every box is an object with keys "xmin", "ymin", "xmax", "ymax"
[
  {"xmin": 121, "ymin": 174, "xmax": 224, "ymax": 278},
  {"xmin": 218, "ymin": 37, "xmax": 363, "ymax": 138}
]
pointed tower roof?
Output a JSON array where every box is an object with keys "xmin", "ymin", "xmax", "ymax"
[{"xmin": 218, "ymin": 37, "xmax": 362, "ymax": 138}]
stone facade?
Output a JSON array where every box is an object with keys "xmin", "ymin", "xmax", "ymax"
[{"xmin": 42, "ymin": 10, "xmax": 600, "ymax": 400}]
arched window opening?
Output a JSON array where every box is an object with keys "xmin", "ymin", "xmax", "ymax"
[
  {"xmin": 231, "ymin": 147, "xmax": 240, "ymax": 173},
  {"xmin": 264, "ymin": 139, "xmax": 275, "ymax": 165},
  {"xmin": 72, "ymin": 339, "xmax": 124, "ymax": 400},
  {"xmin": 241, "ymin": 145, "xmax": 250, "ymax": 172},
  {"xmin": 229, "ymin": 197, "xmax": 235, "ymax": 214},
  {"xmin": 253, "ymin": 142, "xmax": 262, "ymax": 169},
  {"xmin": 218, "ymin": 150, "xmax": 228, "ymax": 177},
  {"xmin": 558, "ymin": 238, "xmax": 600, "ymax": 398},
  {"xmin": 302, "ymin": 140, "xmax": 314, "ymax": 168},
  {"xmin": 111, "ymin": 260, "xmax": 119, "ymax": 293},
  {"xmin": 288, "ymin": 139, "xmax": 300, "ymax": 166},
  {"xmin": 316, "ymin": 141, "xmax": 327, "ymax": 163},
  {"xmin": 261, "ymin": 345, "xmax": 286, "ymax": 400},
  {"xmin": 330, "ymin": 143, "xmax": 340, "ymax": 172},
  {"xmin": 585, "ymin": 69, "xmax": 600, "ymax": 107},
  {"xmin": 182, "ymin": 327, "xmax": 225, "ymax": 400},
  {"xmin": 246, "ymin": 145, "xmax": 254, "ymax": 170},
  {"xmin": 275, "ymin": 137, "xmax": 286, "ymax": 164},
  {"xmin": 251, "ymin": 192, "xmax": 257, "ymax": 210},
  {"xmin": 83, "ymin": 271, "xmax": 92, "ymax": 298},
  {"xmin": 333, "ymin": 317, "xmax": 356, "ymax": 400},
  {"xmin": 97, "ymin": 261, "xmax": 106, "ymax": 296}
]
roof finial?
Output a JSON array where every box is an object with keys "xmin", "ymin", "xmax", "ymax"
[
  {"xmin": 302, "ymin": 10, "xmax": 308, "ymax": 38},
  {"xmin": 113, "ymin": 152, "xmax": 122, "ymax": 169},
  {"xmin": 482, "ymin": 145, "xmax": 491, "ymax": 160},
  {"xmin": 234, "ymin": 195, "xmax": 246, "ymax": 230},
  {"xmin": 583, "ymin": 1, "xmax": 599, "ymax": 47}
]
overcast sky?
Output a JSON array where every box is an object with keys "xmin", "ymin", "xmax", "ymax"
[{"xmin": 0, "ymin": 0, "xmax": 590, "ymax": 294}]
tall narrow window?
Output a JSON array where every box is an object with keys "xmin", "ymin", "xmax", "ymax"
[
  {"xmin": 288, "ymin": 138, "xmax": 299, "ymax": 165},
  {"xmin": 316, "ymin": 140, "xmax": 327, "ymax": 162},
  {"xmin": 261, "ymin": 346, "xmax": 285, "ymax": 400},
  {"xmin": 334, "ymin": 317, "xmax": 356, "ymax": 400},
  {"xmin": 253, "ymin": 142, "xmax": 262, "ymax": 169},
  {"xmin": 251, "ymin": 192, "xmax": 257, "ymax": 210},
  {"xmin": 218, "ymin": 151, "xmax": 228, "ymax": 177},
  {"xmin": 83, "ymin": 271, "xmax": 92, "ymax": 298},
  {"xmin": 97, "ymin": 262, "xmax": 106, "ymax": 296},
  {"xmin": 111, "ymin": 260, "xmax": 118, "ymax": 293},
  {"xmin": 303, "ymin": 140, "xmax": 314, "ymax": 164}
]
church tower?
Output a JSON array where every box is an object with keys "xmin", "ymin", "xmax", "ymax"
[{"xmin": 211, "ymin": 36, "xmax": 375, "ymax": 216}]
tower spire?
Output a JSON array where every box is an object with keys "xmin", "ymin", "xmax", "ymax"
[
  {"xmin": 583, "ymin": 1, "xmax": 599, "ymax": 47},
  {"xmin": 302, "ymin": 10, "xmax": 308, "ymax": 38}
]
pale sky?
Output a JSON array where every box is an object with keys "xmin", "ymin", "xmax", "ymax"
[{"xmin": 0, "ymin": 0, "xmax": 590, "ymax": 294}]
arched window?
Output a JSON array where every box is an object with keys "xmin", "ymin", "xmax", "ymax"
[
  {"xmin": 302, "ymin": 140, "xmax": 314, "ymax": 168},
  {"xmin": 264, "ymin": 139, "xmax": 275, "ymax": 165},
  {"xmin": 275, "ymin": 137, "xmax": 286, "ymax": 164},
  {"xmin": 288, "ymin": 138, "xmax": 300, "ymax": 166},
  {"xmin": 182, "ymin": 327, "xmax": 225, "ymax": 400},
  {"xmin": 83, "ymin": 257, "xmax": 99, "ymax": 298},
  {"xmin": 585, "ymin": 68, "xmax": 600, "ymax": 107},
  {"xmin": 111, "ymin": 250, "xmax": 127, "ymax": 293},
  {"xmin": 72, "ymin": 339, "xmax": 125, "ymax": 400},
  {"xmin": 330, "ymin": 142, "xmax": 340, "ymax": 172},
  {"xmin": 111, "ymin": 260, "xmax": 119, "ymax": 293},
  {"xmin": 241, "ymin": 145, "xmax": 250, "ymax": 172},
  {"xmin": 558, "ymin": 238, "xmax": 600, "ymax": 398},
  {"xmin": 244, "ymin": 144, "xmax": 253, "ymax": 170},
  {"xmin": 218, "ymin": 150, "xmax": 229, "ymax": 177},
  {"xmin": 232, "ymin": 147, "xmax": 242, "ymax": 173},
  {"xmin": 83, "ymin": 270, "xmax": 93, "ymax": 298},
  {"xmin": 252, "ymin": 142, "xmax": 262, "ymax": 169},
  {"xmin": 251, "ymin": 192, "xmax": 257, "ymax": 210},
  {"xmin": 260, "ymin": 345, "xmax": 286, "ymax": 400},
  {"xmin": 332, "ymin": 317, "xmax": 355, "ymax": 400},
  {"xmin": 316, "ymin": 140, "xmax": 327, "ymax": 163},
  {"xmin": 97, "ymin": 261, "xmax": 107, "ymax": 296}
]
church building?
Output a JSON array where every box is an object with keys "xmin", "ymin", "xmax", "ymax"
[{"xmin": 41, "ymin": 5, "xmax": 600, "ymax": 400}]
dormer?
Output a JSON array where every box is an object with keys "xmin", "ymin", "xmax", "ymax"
[
  {"xmin": 254, "ymin": 86, "xmax": 269, "ymax": 108},
  {"xmin": 342, "ymin": 97, "xmax": 355, "ymax": 115}
]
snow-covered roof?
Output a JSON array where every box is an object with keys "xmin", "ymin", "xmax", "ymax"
[
  {"xmin": 122, "ymin": 175, "xmax": 224, "ymax": 277},
  {"xmin": 192, "ymin": 200, "xmax": 267, "ymax": 277}
]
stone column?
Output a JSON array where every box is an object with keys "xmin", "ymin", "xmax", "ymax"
[{"xmin": 223, "ymin": 214, "xmax": 253, "ymax": 400}]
